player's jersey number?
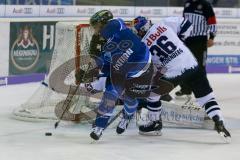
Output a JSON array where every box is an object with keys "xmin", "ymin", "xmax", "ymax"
[{"xmin": 149, "ymin": 35, "xmax": 177, "ymax": 62}]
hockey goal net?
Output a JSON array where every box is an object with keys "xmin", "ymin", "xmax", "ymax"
[{"xmin": 12, "ymin": 21, "xmax": 98, "ymax": 121}]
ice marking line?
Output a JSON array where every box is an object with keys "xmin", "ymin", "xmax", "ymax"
[
  {"xmin": 0, "ymin": 127, "xmax": 53, "ymax": 137},
  {"xmin": 0, "ymin": 123, "xmax": 77, "ymax": 137}
]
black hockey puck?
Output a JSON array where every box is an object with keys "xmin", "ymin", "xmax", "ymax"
[{"xmin": 45, "ymin": 132, "xmax": 52, "ymax": 136}]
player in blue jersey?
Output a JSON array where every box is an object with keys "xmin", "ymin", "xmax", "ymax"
[{"xmin": 89, "ymin": 10, "xmax": 153, "ymax": 140}]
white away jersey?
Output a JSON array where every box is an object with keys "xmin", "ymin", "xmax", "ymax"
[{"xmin": 142, "ymin": 17, "xmax": 198, "ymax": 78}]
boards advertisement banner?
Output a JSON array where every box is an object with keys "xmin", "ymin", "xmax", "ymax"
[
  {"xmin": 1, "ymin": 5, "xmax": 240, "ymax": 18},
  {"xmin": 0, "ymin": 77, "xmax": 7, "ymax": 86},
  {"xmin": 39, "ymin": 5, "xmax": 134, "ymax": 17},
  {"xmin": 207, "ymin": 55, "xmax": 240, "ymax": 73},
  {"xmin": 0, "ymin": 22, "xmax": 10, "ymax": 77},
  {"xmin": 209, "ymin": 21, "xmax": 240, "ymax": 55},
  {"xmin": 5, "ymin": 5, "xmax": 40, "ymax": 17},
  {"xmin": 135, "ymin": 7, "xmax": 168, "ymax": 17},
  {"xmin": 9, "ymin": 22, "xmax": 57, "ymax": 75},
  {"xmin": 207, "ymin": 19, "xmax": 240, "ymax": 73},
  {"xmin": 102, "ymin": 6, "xmax": 135, "ymax": 17},
  {"xmin": 167, "ymin": 7, "xmax": 183, "ymax": 16},
  {"xmin": 39, "ymin": 5, "xmax": 70, "ymax": 17},
  {"xmin": 213, "ymin": 8, "xmax": 239, "ymax": 18},
  {"xmin": 0, "ymin": 5, "xmax": 5, "ymax": 17},
  {"xmin": 71, "ymin": 5, "xmax": 100, "ymax": 17}
]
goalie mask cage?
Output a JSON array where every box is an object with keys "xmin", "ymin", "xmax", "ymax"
[{"xmin": 12, "ymin": 22, "xmax": 96, "ymax": 121}]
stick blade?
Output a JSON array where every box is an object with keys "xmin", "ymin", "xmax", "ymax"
[{"xmin": 54, "ymin": 121, "xmax": 59, "ymax": 129}]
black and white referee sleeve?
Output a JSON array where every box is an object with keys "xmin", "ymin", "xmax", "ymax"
[{"xmin": 206, "ymin": 3, "xmax": 217, "ymax": 40}]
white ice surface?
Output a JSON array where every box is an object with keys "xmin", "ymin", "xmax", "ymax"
[{"xmin": 0, "ymin": 74, "xmax": 240, "ymax": 160}]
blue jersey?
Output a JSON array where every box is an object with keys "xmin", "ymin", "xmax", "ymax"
[{"xmin": 99, "ymin": 18, "xmax": 151, "ymax": 78}]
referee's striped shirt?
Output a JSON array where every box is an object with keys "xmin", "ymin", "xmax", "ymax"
[{"xmin": 183, "ymin": 0, "xmax": 217, "ymax": 39}]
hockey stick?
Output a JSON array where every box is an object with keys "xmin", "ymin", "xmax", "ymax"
[
  {"xmin": 54, "ymin": 62, "xmax": 92, "ymax": 129},
  {"xmin": 104, "ymin": 109, "xmax": 122, "ymax": 130},
  {"xmin": 54, "ymin": 85, "xmax": 80, "ymax": 128}
]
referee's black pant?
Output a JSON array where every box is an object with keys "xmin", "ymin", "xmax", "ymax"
[{"xmin": 180, "ymin": 36, "xmax": 208, "ymax": 94}]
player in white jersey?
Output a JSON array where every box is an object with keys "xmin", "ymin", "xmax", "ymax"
[{"xmin": 130, "ymin": 16, "xmax": 231, "ymax": 140}]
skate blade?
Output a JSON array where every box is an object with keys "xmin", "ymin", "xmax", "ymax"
[
  {"xmin": 90, "ymin": 139, "xmax": 98, "ymax": 144},
  {"xmin": 139, "ymin": 130, "xmax": 162, "ymax": 136},
  {"xmin": 219, "ymin": 132, "xmax": 231, "ymax": 144},
  {"xmin": 89, "ymin": 136, "xmax": 100, "ymax": 144}
]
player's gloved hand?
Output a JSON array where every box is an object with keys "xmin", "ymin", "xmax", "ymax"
[
  {"xmin": 90, "ymin": 34, "xmax": 106, "ymax": 57},
  {"xmin": 75, "ymin": 67, "xmax": 101, "ymax": 85},
  {"xmin": 75, "ymin": 69, "xmax": 85, "ymax": 84}
]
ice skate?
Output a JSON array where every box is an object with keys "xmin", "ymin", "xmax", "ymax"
[
  {"xmin": 116, "ymin": 110, "xmax": 134, "ymax": 134},
  {"xmin": 213, "ymin": 116, "xmax": 231, "ymax": 143},
  {"xmin": 139, "ymin": 119, "xmax": 162, "ymax": 136}
]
